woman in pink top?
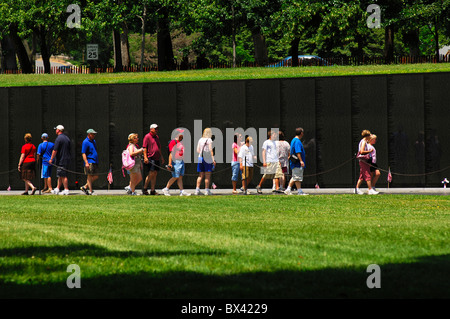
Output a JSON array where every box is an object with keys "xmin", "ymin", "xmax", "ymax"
[{"xmin": 356, "ymin": 130, "xmax": 379, "ymax": 195}]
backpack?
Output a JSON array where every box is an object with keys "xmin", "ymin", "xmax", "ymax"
[{"xmin": 122, "ymin": 147, "xmax": 135, "ymax": 176}]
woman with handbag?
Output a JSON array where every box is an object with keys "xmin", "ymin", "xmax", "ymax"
[
  {"xmin": 125, "ymin": 133, "xmax": 144, "ymax": 195},
  {"xmin": 18, "ymin": 133, "xmax": 37, "ymax": 195},
  {"xmin": 356, "ymin": 130, "xmax": 379, "ymax": 195}
]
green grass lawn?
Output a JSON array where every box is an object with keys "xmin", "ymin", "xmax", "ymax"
[
  {"xmin": 0, "ymin": 194, "xmax": 449, "ymax": 299},
  {"xmin": 1, "ymin": 64, "xmax": 450, "ymax": 87}
]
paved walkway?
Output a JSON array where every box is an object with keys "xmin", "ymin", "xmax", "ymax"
[{"xmin": 1, "ymin": 188, "xmax": 449, "ymax": 196}]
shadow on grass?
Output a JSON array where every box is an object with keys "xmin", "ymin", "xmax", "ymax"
[{"xmin": 0, "ymin": 245, "xmax": 448, "ymax": 299}]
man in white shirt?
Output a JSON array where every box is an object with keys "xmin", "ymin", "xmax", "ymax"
[
  {"xmin": 256, "ymin": 130, "xmax": 284, "ymax": 194},
  {"xmin": 238, "ymin": 136, "xmax": 256, "ymax": 193}
]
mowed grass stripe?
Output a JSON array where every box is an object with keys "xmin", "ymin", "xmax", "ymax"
[{"xmin": 0, "ymin": 194, "xmax": 449, "ymax": 297}]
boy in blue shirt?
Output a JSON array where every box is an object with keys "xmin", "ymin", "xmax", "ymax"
[
  {"xmin": 285, "ymin": 128, "xmax": 308, "ymax": 195},
  {"xmin": 81, "ymin": 129, "xmax": 99, "ymax": 195},
  {"xmin": 37, "ymin": 133, "xmax": 54, "ymax": 193}
]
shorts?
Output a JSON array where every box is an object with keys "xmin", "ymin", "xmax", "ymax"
[
  {"xmin": 231, "ymin": 161, "xmax": 241, "ymax": 181},
  {"xmin": 241, "ymin": 166, "xmax": 254, "ymax": 182},
  {"xmin": 370, "ymin": 162, "xmax": 378, "ymax": 172},
  {"xmin": 84, "ymin": 163, "xmax": 98, "ymax": 175},
  {"xmin": 21, "ymin": 162, "xmax": 36, "ymax": 180},
  {"xmin": 282, "ymin": 166, "xmax": 288, "ymax": 174},
  {"xmin": 57, "ymin": 166, "xmax": 69, "ymax": 178},
  {"xmin": 172, "ymin": 160, "xmax": 185, "ymax": 178},
  {"xmin": 197, "ymin": 157, "xmax": 214, "ymax": 172},
  {"xmin": 41, "ymin": 163, "xmax": 52, "ymax": 178},
  {"xmin": 291, "ymin": 167, "xmax": 304, "ymax": 182},
  {"xmin": 262, "ymin": 162, "xmax": 284, "ymax": 179},
  {"xmin": 144, "ymin": 159, "xmax": 160, "ymax": 172},
  {"xmin": 359, "ymin": 161, "xmax": 371, "ymax": 181},
  {"xmin": 128, "ymin": 161, "xmax": 141, "ymax": 174}
]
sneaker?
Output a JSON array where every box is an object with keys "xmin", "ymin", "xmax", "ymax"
[
  {"xmin": 51, "ymin": 188, "xmax": 60, "ymax": 195},
  {"xmin": 240, "ymin": 187, "xmax": 244, "ymax": 192},
  {"xmin": 162, "ymin": 188, "xmax": 170, "ymax": 196},
  {"xmin": 180, "ymin": 190, "xmax": 191, "ymax": 196},
  {"xmin": 150, "ymin": 190, "xmax": 157, "ymax": 195},
  {"xmin": 80, "ymin": 186, "xmax": 89, "ymax": 195},
  {"xmin": 130, "ymin": 191, "xmax": 138, "ymax": 196},
  {"xmin": 232, "ymin": 190, "xmax": 238, "ymax": 195},
  {"xmin": 194, "ymin": 189, "xmax": 203, "ymax": 195},
  {"xmin": 205, "ymin": 189, "xmax": 212, "ymax": 196},
  {"xmin": 356, "ymin": 188, "xmax": 364, "ymax": 195},
  {"xmin": 89, "ymin": 191, "xmax": 96, "ymax": 196},
  {"xmin": 298, "ymin": 190, "xmax": 309, "ymax": 196},
  {"xmin": 277, "ymin": 187, "xmax": 286, "ymax": 193},
  {"xmin": 256, "ymin": 185, "xmax": 262, "ymax": 194},
  {"xmin": 59, "ymin": 189, "xmax": 69, "ymax": 196},
  {"xmin": 43, "ymin": 189, "xmax": 52, "ymax": 194},
  {"xmin": 284, "ymin": 188, "xmax": 292, "ymax": 195},
  {"xmin": 368, "ymin": 189, "xmax": 379, "ymax": 195}
]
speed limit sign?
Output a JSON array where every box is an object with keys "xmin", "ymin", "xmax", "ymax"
[{"xmin": 87, "ymin": 44, "xmax": 98, "ymax": 60}]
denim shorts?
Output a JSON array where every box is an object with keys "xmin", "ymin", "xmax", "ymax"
[
  {"xmin": 41, "ymin": 164, "xmax": 52, "ymax": 178},
  {"xmin": 231, "ymin": 161, "xmax": 241, "ymax": 181},
  {"xmin": 172, "ymin": 160, "xmax": 185, "ymax": 178},
  {"xmin": 197, "ymin": 157, "xmax": 214, "ymax": 172}
]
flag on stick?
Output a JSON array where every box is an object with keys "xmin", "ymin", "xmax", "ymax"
[
  {"xmin": 388, "ymin": 167, "xmax": 392, "ymax": 183},
  {"xmin": 107, "ymin": 168, "xmax": 113, "ymax": 185}
]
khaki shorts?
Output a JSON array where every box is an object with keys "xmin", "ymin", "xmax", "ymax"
[
  {"xmin": 291, "ymin": 167, "xmax": 304, "ymax": 182},
  {"xmin": 262, "ymin": 162, "xmax": 284, "ymax": 179},
  {"xmin": 84, "ymin": 163, "xmax": 98, "ymax": 175},
  {"xmin": 241, "ymin": 166, "xmax": 254, "ymax": 182}
]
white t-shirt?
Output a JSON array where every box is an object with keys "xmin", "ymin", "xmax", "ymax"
[
  {"xmin": 262, "ymin": 139, "xmax": 279, "ymax": 163},
  {"xmin": 367, "ymin": 144, "xmax": 377, "ymax": 163},
  {"xmin": 238, "ymin": 144, "xmax": 254, "ymax": 167},
  {"xmin": 197, "ymin": 137, "xmax": 213, "ymax": 156}
]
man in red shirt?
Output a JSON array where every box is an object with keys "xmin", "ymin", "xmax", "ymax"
[{"xmin": 142, "ymin": 124, "xmax": 165, "ymax": 195}]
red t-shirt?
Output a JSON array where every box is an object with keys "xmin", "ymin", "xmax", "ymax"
[
  {"xmin": 21, "ymin": 143, "xmax": 36, "ymax": 163},
  {"xmin": 143, "ymin": 133, "xmax": 161, "ymax": 160}
]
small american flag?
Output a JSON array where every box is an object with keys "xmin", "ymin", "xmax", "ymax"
[
  {"xmin": 107, "ymin": 168, "xmax": 113, "ymax": 185},
  {"xmin": 212, "ymin": 183, "xmax": 217, "ymax": 189},
  {"xmin": 387, "ymin": 168, "xmax": 392, "ymax": 183},
  {"xmin": 7, "ymin": 185, "xmax": 11, "ymax": 191}
]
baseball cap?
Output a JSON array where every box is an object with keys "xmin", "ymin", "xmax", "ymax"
[
  {"xmin": 54, "ymin": 125, "xmax": 64, "ymax": 131},
  {"xmin": 41, "ymin": 133, "xmax": 48, "ymax": 139},
  {"xmin": 87, "ymin": 129, "xmax": 97, "ymax": 134},
  {"xmin": 150, "ymin": 124, "xmax": 158, "ymax": 129}
]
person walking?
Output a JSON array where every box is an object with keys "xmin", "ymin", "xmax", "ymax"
[
  {"xmin": 284, "ymin": 128, "xmax": 308, "ymax": 195},
  {"xmin": 162, "ymin": 129, "xmax": 190, "ymax": 196},
  {"xmin": 49, "ymin": 125, "xmax": 71, "ymax": 195},
  {"xmin": 231, "ymin": 133, "xmax": 242, "ymax": 194},
  {"xmin": 125, "ymin": 133, "xmax": 144, "ymax": 195},
  {"xmin": 355, "ymin": 130, "xmax": 379, "ymax": 195},
  {"xmin": 143, "ymin": 124, "xmax": 164, "ymax": 195},
  {"xmin": 368, "ymin": 134, "xmax": 381, "ymax": 191},
  {"xmin": 195, "ymin": 128, "xmax": 216, "ymax": 195},
  {"xmin": 36, "ymin": 133, "xmax": 54, "ymax": 193},
  {"xmin": 255, "ymin": 130, "xmax": 284, "ymax": 194},
  {"xmin": 275, "ymin": 131, "xmax": 290, "ymax": 192},
  {"xmin": 18, "ymin": 133, "xmax": 37, "ymax": 195},
  {"xmin": 80, "ymin": 129, "xmax": 99, "ymax": 195},
  {"xmin": 238, "ymin": 136, "xmax": 256, "ymax": 193}
]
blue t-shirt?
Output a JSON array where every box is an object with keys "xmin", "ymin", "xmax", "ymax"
[
  {"xmin": 37, "ymin": 141, "xmax": 54, "ymax": 164},
  {"xmin": 290, "ymin": 137, "xmax": 305, "ymax": 168},
  {"xmin": 54, "ymin": 134, "xmax": 71, "ymax": 166},
  {"xmin": 81, "ymin": 137, "xmax": 98, "ymax": 164}
]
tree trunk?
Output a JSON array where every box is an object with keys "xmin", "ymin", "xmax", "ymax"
[
  {"xmin": 384, "ymin": 25, "xmax": 395, "ymax": 64},
  {"xmin": 290, "ymin": 37, "xmax": 300, "ymax": 67},
  {"xmin": 434, "ymin": 18, "xmax": 440, "ymax": 62},
  {"xmin": 251, "ymin": 27, "xmax": 269, "ymax": 66},
  {"xmin": 9, "ymin": 24, "xmax": 33, "ymax": 73},
  {"xmin": 403, "ymin": 28, "xmax": 420, "ymax": 59},
  {"xmin": 232, "ymin": 4, "xmax": 236, "ymax": 68},
  {"xmin": 157, "ymin": 7, "xmax": 175, "ymax": 71},
  {"xmin": 39, "ymin": 26, "xmax": 51, "ymax": 74},
  {"xmin": 112, "ymin": 29, "xmax": 123, "ymax": 72},
  {"xmin": 140, "ymin": 4, "xmax": 147, "ymax": 72},
  {"xmin": 1, "ymin": 36, "xmax": 18, "ymax": 70},
  {"xmin": 120, "ymin": 22, "xmax": 131, "ymax": 68}
]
